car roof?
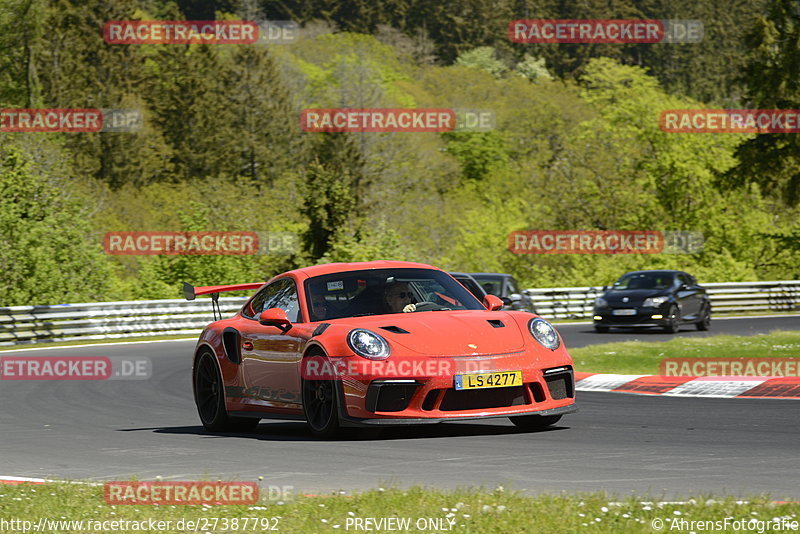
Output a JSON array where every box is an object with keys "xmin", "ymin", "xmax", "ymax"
[
  {"xmin": 448, "ymin": 272, "xmax": 475, "ymax": 279},
  {"xmin": 468, "ymin": 273, "xmax": 509, "ymax": 279},
  {"xmin": 285, "ymin": 260, "xmax": 441, "ymax": 280},
  {"xmin": 621, "ymin": 270, "xmax": 682, "ymax": 275}
]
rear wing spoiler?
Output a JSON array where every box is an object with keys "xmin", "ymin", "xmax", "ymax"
[
  {"xmin": 182, "ymin": 282, "xmax": 264, "ymax": 301},
  {"xmin": 182, "ymin": 282, "xmax": 265, "ymax": 320}
]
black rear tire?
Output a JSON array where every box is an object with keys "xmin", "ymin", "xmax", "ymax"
[
  {"xmin": 193, "ymin": 349, "xmax": 260, "ymax": 432},
  {"xmin": 509, "ymin": 414, "xmax": 562, "ymax": 431}
]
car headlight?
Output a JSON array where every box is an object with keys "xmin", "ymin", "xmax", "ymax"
[
  {"xmin": 643, "ymin": 296, "xmax": 668, "ymax": 308},
  {"xmin": 595, "ymin": 297, "xmax": 608, "ymax": 308},
  {"xmin": 347, "ymin": 329, "xmax": 390, "ymax": 360},
  {"xmin": 528, "ymin": 318, "xmax": 560, "ymax": 350}
]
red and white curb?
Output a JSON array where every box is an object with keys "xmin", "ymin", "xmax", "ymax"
[
  {"xmin": 575, "ymin": 372, "xmax": 800, "ymax": 399},
  {"xmin": 0, "ymin": 476, "xmax": 46, "ymax": 485},
  {"xmin": 0, "ymin": 476, "xmax": 100, "ymax": 486}
]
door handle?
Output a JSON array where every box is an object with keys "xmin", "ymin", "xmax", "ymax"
[{"xmin": 242, "ymin": 341, "xmax": 254, "ymax": 351}]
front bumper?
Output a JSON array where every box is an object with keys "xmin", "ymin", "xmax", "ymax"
[
  {"xmin": 337, "ymin": 358, "xmax": 576, "ymax": 424},
  {"xmin": 593, "ymin": 307, "xmax": 668, "ymax": 327}
]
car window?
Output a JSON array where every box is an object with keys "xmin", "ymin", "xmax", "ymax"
[
  {"xmin": 264, "ymin": 279, "xmax": 301, "ymax": 322},
  {"xmin": 613, "ymin": 273, "xmax": 674, "ymax": 290},
  {"xmin": 473, "ymin": 277, "xmax": 502, "ymax": 297},
  {"xmin": 507, "ymin": 277, "xmax": 520, "ymax": 295},
  {"xmin": 455, "ymin": 277, "xmax": 485, "ymax": 299},
  {"xmin": 244, "ymin": 278, "xmax": 301, "ymax": 322},
  {"xmin": 244, "ymin": 283, "xmax": 280, "ymax": 318},
  {"xmin": 305, "ymin": 268, "xmax": 484, "ymax": 319},
  {"xmin": 676, "ymin": 273, "xmax": 690, "ymax": 287}
]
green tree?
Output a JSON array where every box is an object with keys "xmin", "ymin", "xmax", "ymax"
[
  {"xmin": 730, "ymin": 0, "xmax": 800, "ymax": 205},
  {"xmin": 454, "ymin": 46, "xmax": 508, "ymax": 77},
  {"xmin": 0, "ymin": 139, "xmax": 112, "ymax": 306},
  {"xmin": 135, "ymin": 202, "xmax": 264, "ymax": 299},
  {"xmin": 219, "ymin": 45, "xmax": 307, "ymax": 184},
  {"xmin": 301, "ymin": 159, "xmax": 358, "ymax": 260}
]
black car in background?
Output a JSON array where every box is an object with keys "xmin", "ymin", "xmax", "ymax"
[
  {"xmin": 468, "ymin": 273, "xmax": 538, "ymax": 314},
  {"xmin": 593, "ymin": 270, "xmax": 711, "ymax": 333},
  {"xmin": 449, "ymin": 272, "xmax": 487, "ymax": 301}
]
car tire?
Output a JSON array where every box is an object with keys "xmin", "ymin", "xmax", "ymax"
[
  {"xmin": 509, "ymin": 414, "xmax": 562, "ymax": 430},
  {"xmin": 302, "ymin": 354, "xmax": 343, "ymax": 439},
  {"xmin": 663, "ymin": 305, "xmax": 680, "ymax": 333},
  {"xmin": 696, "ymin": 304, "xmax": 711, "ymax": 331},
  {"xmin": 193, "ymin": 348, "xmax": 259, "ymax": 432},
  {"xmin": 594, "ymin": 325, "xmax": 610, "ymax": 333}
]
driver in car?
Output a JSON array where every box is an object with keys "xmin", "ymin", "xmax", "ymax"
[{"xmin": 384, "ymin": 282, "xmax": 417, "ymax": 313}]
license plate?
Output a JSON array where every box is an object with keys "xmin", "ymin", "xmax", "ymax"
[
  {"xmin": 612, "ymin": 309, "xmax": 637, "ymax": 316},
  {"xmin": 454, "ymin": 371, "xmax": 523, "ymax": 390}
]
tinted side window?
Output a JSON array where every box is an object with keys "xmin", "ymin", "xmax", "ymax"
[
  {"xmin": 266, "ymin": 279, "xmax": 301, "ymax": 322},
  {"xmin": 244, "ymin": 282, "xmax": 282, "ymax": 319},
  {"xmin": 507, "ymin": 277, "xmax": 520, "ymax": 295},
  {"xmin": 676, "ymin": 273, "xmax": 690, "ymax": 287}
]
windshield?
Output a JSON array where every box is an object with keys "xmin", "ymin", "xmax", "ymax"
[
  {"xmin": 304, "ymin": 268, "xmax": 485, "ymax": 321},
  {"xmin": 613, "ymin": 272, "xmax": 675, "ymax": 291}
]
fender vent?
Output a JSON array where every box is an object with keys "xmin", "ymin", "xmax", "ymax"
[
  {"xmin": 487, "ymin": 320, "xmax": 505, "ymax": 328},
  {"xmin": 312, "ymin": 323, "xmax": 331, "ymax": 336},
  {"xmin": 380, "ymin": 326, "xmax": 410, "ymax": 334},
  {"xmin": 222, "ymin": 328, "xmax": 241, "ymax": 364}
]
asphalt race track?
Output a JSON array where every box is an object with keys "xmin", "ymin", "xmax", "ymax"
[{"xmin": 1, "ymin": 315, "xmax": 798, "ymax": 499}]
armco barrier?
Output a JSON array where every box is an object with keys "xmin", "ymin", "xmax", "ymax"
[
  {"xmin": 0, "ymin": 281, "xmax": 797, "ymax": 346},
  {"xmin": 0, "ymin": 297, "xmax": 248, "ymax": 346}
]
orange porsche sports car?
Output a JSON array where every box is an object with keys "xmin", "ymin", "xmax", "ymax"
[{"xmin": 185, "ymin": 261, "xmax": 576, "ymax": 437}]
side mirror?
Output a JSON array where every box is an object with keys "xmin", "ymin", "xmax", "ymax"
[
  {"xmin": 484, "ymin": 294, "xmax": 504, "ymax": 311},
  {"xmin": 259, "ymin": 307, "xmax": 291, "ymax": 329}
]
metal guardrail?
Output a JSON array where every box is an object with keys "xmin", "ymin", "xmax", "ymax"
[
  {"xmin": 0, "ymin": 281, "xmax": 797, "ymax": 346},
  {"xmin": 525, "ymin": 280, "xmax": 800, "ymax": 320},
  {"xmin": 0, "ymin": 297, "xmax": 249, "ymax": 346}
]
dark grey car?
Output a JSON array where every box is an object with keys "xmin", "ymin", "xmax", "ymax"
[
  {"xmin": 468, "ymin": 273, "xmax": 538, "ymax": 314},
  {"xmin": 449, "ymin": 272, "xmax": 487, "ymax": 301},
  {"xmin": 593, "ymin": 270, "xmax": 711, "ymax": 333}
]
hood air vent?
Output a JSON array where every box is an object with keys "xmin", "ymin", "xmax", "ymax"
[{"xmin": 380, "ymin": 326, "xmax": 410, "ymax": 334}]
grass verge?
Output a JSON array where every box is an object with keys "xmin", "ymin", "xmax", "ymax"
[
  {"xmin": 571, "ymin": 330, "xmax": 800, "ymax": 375},
  {"xmin": 1, "ymin": 483, "xmax": 798, "ymax": 533}
]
